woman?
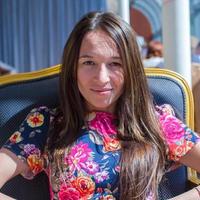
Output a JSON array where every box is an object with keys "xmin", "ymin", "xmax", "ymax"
[{"xmin": 0, "ymin": 11, "xmax": 200, "ymax": 200}]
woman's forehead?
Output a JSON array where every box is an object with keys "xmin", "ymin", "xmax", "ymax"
[{"xmin": 79, "ymin": 30, "xmax": 120, "ymax": 58}]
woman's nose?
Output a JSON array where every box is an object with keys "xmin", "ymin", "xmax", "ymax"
[{"xmin": 96, "ymin": 64, "xmax": 110, "ymax": 83}]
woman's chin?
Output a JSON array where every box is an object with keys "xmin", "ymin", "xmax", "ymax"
[{"xmin": 87, "ymin": 103, "xmax": 115, "ymax": 113}]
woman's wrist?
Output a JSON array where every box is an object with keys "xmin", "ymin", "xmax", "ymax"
[
  {"xmin": 194, "ymin": 186, "xmax": 200, "ymax": 198},
  {"xmin": 0, "ymin": 192, "xmax": 16, "ymax": 200}
]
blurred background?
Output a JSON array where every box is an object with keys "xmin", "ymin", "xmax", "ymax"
[{"xmin": 1, "ymin": 0, "xmax": 200, "ymax": 73}]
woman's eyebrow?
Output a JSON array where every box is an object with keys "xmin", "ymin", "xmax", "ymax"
[
  {"xmin": 79, "ymin": 55, "xmax": 93, "ymax": 59},
  {"xmin": 79, "ymin": 55, "xmax": 121, "ymax": 59},
  {"xmin": 112, "ymin": 56, "xmax": 121, "ymax": 60}
]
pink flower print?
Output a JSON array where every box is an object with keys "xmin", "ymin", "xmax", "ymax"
[
  {"xmin": 83, "ymin": 161, "xmax": 99, "ymax": 175},
  {"xmin": 159, "ymin": 114, "xmax": 185, "ymax": 144},
  {"xmin": 65, "ymin": 142, "xmax": 93, "ymax": 173},
  {"xmin": 115, "ymin": 165, "xmax": 120, "ymax": 173},
  {"xmin": 94, "ymin": 171, "xmax": 109, "ymax": 183},
  {"xmin": 58, "ymin": 183, "xmax": 81, "ymax": 200},
  {"xmin": 87, "ymin": 112, "xmax": 117, "ymax": 136},
  {"xmin": 169, "ymin": 140, "xmax": 194, "ymax": 161},
  {"xmin": 24, "ymin": 144, "xmax": 41, "ymax": 156}
]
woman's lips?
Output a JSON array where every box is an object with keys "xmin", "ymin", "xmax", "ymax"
[{"xmin": 91, "ymin": 88, "xmax": 113, "ymax": 95}]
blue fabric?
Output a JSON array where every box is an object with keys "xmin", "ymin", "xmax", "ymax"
[{"xmin": 0, "ymin": 0, "xmax": 107, "ymax": 72}]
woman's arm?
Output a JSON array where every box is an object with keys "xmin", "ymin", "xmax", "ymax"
[
  {"xmin": 179, "ymin": 142, "xmax": 200, "ymax": 173},
  {"xmin": 169, "ymin": 185, "xmax": 200, "ymax": 200},
  {"xmin": 0, "ymin": 193, "xmax": 15, "ymax": 200},
  {"xmin": 0, "ymin": 148, "xmax": 29, "ymax": 200},
  {"xmin": 170, "ymin": 142, "xmax": 200, "ymax": 200}
]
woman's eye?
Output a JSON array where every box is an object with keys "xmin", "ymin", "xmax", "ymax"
[
  {"xmin": 109, "ymin": 62, "xmax": 122, "ymax": 67},
  {"xmin": 83, "ymin": 61, "xmax": 95, "ymax": 65}
]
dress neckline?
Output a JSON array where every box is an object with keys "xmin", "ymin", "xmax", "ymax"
[{"xmin": 85, "ymin": 111, "xmax": 117, "ymax": 137}]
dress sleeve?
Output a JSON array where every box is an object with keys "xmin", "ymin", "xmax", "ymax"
[
  {"xmin": 2, "ymin": 106, "xmax": 52, "ymax": 179},
  {"xmin": 156, "ymin": 104, "xmax": 200, "ymax": 162}
]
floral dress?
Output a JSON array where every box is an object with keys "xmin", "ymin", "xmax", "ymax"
[{"xmin": 3, "ymin": 104, "xmax": 200, "ymax": 200}]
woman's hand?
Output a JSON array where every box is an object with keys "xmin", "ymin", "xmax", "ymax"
[
  {"xmin": 0, "ymin": 148, "xmax": 29, "ymax": 199},
  {"xmin": 168, "ymin": 185, "xmax": 200, "ymax": 200}
]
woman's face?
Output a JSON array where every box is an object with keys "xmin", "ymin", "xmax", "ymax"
[{"xmin": 77, "ymin": 30, "xmax": 124, "ymax": 113}]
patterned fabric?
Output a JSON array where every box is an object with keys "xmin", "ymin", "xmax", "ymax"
[
  {"xmin": 156, "ymin": 104, "xmax": 200, "ymax": 162},
  {"xmin": 3, "ymin": 104, "xmax": 200, "ymax": 200}
]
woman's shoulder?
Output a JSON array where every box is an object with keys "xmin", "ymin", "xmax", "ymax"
[
  {"xmin": 155, "ymin": 104, "xmax": 175, "ymax": 116},
  {"xmin": 2, "ymin": 106, "xmax": 59, "ymax": 178},
  {"xmin": 27, "ymin": 106, "xmax": 59, "ymax": 122},
  {"xmin": 28, "ymin": 106, "xmax": 58, "ymax": 115},
  {"xmin": 155, "ymin": 104, "xmax": 200, "ymax": 162}
]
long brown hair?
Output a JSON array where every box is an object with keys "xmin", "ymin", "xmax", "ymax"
[{"xmin": 48, "ymin": 12, "xmax": 166, "ymax": 200}]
